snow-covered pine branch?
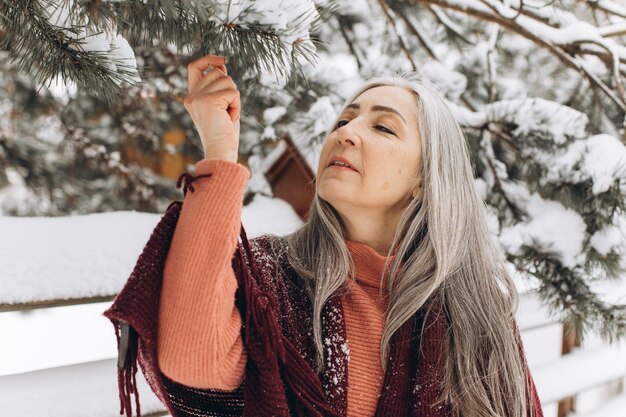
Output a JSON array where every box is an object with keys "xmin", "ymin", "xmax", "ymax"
[{"xmin": 0, "ymin": 0, "xmax": 327, "ymax": 102}]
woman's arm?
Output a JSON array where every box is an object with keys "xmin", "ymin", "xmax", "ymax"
[{"xmin": 157, "ymin": 158, "xmax": 250, "ymax": 390}]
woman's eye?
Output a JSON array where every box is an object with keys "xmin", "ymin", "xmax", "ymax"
[
  {"xmin": 334, "ymin": 119, "xmax": 395, "ymax": 136},
  {"xmin": 335, "ymin": 119, "xmax": 348, "ymax": 129},
  {"xmin": 375, "ymin": 125, "xmax": 396, "ymax": 136}
]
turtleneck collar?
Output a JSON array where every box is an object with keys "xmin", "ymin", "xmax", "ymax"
[{"xmin": 345, "ymin": 239, "xmax": 396, "ymax": 289}]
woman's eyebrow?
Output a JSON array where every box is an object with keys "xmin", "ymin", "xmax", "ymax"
[{"xmin": 345, "ymin": 102, "xmax": 407, "ymax": 125}]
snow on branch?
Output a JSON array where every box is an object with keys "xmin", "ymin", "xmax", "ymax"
[
  {"xmin": 0, "ymin": 0, "xmax": 328, "ymax": 103},
  {"xmin": 414, "ymin": 0, "xmax": 626, "ymax": 111}
]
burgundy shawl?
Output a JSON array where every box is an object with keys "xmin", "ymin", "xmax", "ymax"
[{"xmin": 103, "ymin": 187, "xmax": 543, "ymax": 417}]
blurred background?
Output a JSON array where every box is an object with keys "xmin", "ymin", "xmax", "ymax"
[{"xmin": 1, "ymin": 1, "xmax": 625, "ymax": 416}]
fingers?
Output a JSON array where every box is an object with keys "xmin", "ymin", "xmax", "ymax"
[
  {"xmin": 187, "ymin": 54, "xmax": 226, "ymax": 92},
  {"xmin": 189, "ymin": 87, "xmax": 241, "ymax": 123},
  {"xmin": 225, "ymin": 89, "xmax": 241, "ymax": 123},
  {"xmin": 188, "ymin": 68, "xmax": 226, "ymax": 97},
  {"xmin": 185, "ymin": 54, "xmax": 240, "ymax": 124},
  {"xmin": 213, "ymin": 89, "xmax": 241, "ymax": 123},
  {"xmin": 192, "ymin": 75, "xmax": 236, "ymax": 98}
]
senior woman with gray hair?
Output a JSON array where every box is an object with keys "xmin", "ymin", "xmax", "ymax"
[{"xmin": 105, "ymin": 54, "xmax": 543, "ymax": 417}]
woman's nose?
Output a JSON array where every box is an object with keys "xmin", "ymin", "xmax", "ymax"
[{"xmin": 336, "ymin": 125, "xmax": 360, "ymax": 147}]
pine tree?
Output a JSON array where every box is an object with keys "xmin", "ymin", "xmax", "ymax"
[{"xmin": 1, "ymin": 0, "xmax": 626, "ymax": 345}]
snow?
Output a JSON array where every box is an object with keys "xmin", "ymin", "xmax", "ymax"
[
  {"xmin": 46, "ymin": 1, "xmax": 141, "ymax": 85},
  {"xmin": 590, "ymin": 222, "xmax": 625, "ymax": 257},
  {"xmin": 0, "ymin": 195, "xmax": 302, "ymax": 305},
  {"xmin": 444, "ymin": 0, "xmax": 626, "ymax": 64},
  {"xmin": 0, "ymin": 358, "xmax": 168, "ymax": 417},
  {"xmin": 532, "ymin": 133, "xmax": 626, "ymax": 195},
  {"xmin": 449, "ymin": 98, "xmax": 590, "ymax": 146},
  {"xmin": 241, "ymin": 193, "xmax": 304, "ymax": 237},
  {"xmin": 261, "ymin": 139, "xmax": 288, "ymax": 173},
  {"xmin": 419, "ymin": 60, "xmax": 467, "ymax": 103},
  {"xmin": 0, "ymin": 211, "xmax": 160, "ymax": 305},
  {"xmin": 263, "ymin": 106, "xmax": 287, "ymax": 126},
  {"xmin": 38, "ymin": 75, "xmax": 78, "ymax": 105},
  {"xmin": 262, "ymin": 107, "xmax": 288, "ymax": 139},
  {"xmin": 499, "ymin": 181, "xmax": 587, "ymax": 269},
  {"xmin": 247, "ymin": 154, "xmax": 274, "ymax": 195},
  {"xmin": 0, "ymin": 168, "xmax": 39, "ymax": 216},
  {"xmin": 307, "ymin": 96, "xmax": 338, "ymax": 139},
  {"xmin": 513, "ymin": 99, "xmax": 587, "ymax": 144},
  {"xmin": 589, "ymin": 276, "xmax": 626, "ymax": 305},
  {"xmin": 597, "ymin": 0, "xmax": 626, "ymax": 18},
  {"xmin": 579, "ymin": 134, "xmax": 626, "ymax": 194}
]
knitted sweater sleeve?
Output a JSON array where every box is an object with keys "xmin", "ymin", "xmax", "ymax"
[{"xmin": 157, "ymin": 158, "xmax": 250, "ymax": 390}]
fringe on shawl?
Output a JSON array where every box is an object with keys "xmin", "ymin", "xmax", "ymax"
[
  {"xmin": 114, "ymin": 320, "xmax": 141, "ymax": 417},
  {"xmin": 234, "ymin": 224, "xmax": 286, "ymax": 362}
]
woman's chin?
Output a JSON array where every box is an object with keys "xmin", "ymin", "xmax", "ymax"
[{"xmin": 318, "ymin": 187, "xmax": 353, "ymax": 206}]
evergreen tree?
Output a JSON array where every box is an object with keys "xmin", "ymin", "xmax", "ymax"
[{"xmin": 1, "ymin": 0, "xmax": 626, "ymax": 345}]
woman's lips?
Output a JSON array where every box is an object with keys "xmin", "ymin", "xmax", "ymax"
[{"xmin": 328, "ymin": 165, "xmax": 357, "ymax": 172}]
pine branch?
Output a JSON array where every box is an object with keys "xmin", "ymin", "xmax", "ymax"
[
  {"xmin": 517, "ymin": 246, "xmax": 626, "ymax": 344},
  {"xmin": 0, "ymin": 0, "xmax": 332, "ymax": 103},
  {"xmin": 378, "ymin": 0, "xmax": 418, "ymax": 71},
  {"xmin": 0, "ymin": 0, "xmax": 139, "ymax": 103}
]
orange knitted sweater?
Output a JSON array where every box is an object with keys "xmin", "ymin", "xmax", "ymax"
[{"xmin": 157, "ymin": 159, "xmax": 396, "ymax": 417}]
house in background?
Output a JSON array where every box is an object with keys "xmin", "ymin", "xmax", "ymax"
[{"xmin": 259, "ymin": 135, "xmax": 316, "ymax": 221}]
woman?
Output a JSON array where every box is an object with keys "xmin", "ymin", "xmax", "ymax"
[{"xmin": 105, "ymin": 54, "xmax": 543, "ymax": 417}]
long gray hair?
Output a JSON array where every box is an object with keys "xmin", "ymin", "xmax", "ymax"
[{"xmin": 271, "ymin": 74, "xmax": 536, "ymax": 417}]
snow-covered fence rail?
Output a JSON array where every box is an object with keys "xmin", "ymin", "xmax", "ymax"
[
  {"xmin": 0, "ymin": 294, "xmax": 115, "ymax": 313},
  {"xmin": 0, "ymin": 211, "xmax": 164, "ymax": 311},
  {"xmin": 0, "ymin": 211, "xmax": 173, "ymax": 416},
  {"xmin": 515, "ymin": 283, "xmax": 626, "ymax": 417}
]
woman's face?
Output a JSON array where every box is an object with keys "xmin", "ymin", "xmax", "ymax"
[{"xmin": 316, "ymin": 85, "xmax": 422, "ymax": 215}]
